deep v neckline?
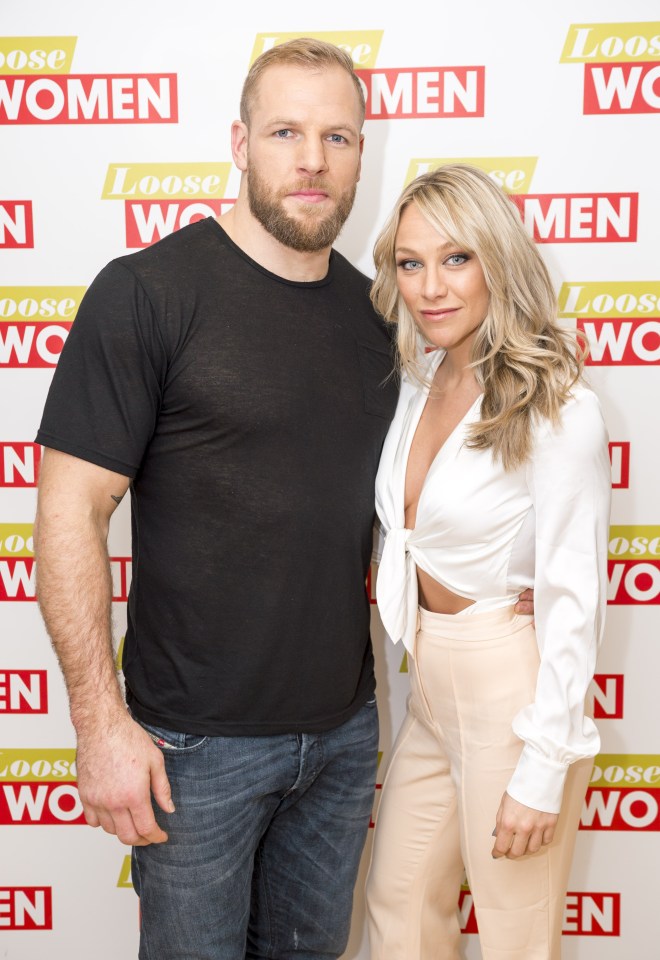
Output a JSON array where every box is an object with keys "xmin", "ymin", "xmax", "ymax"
[{"xmin": 401, "ymin": 356, "xmax": 482, "ymax": 530}]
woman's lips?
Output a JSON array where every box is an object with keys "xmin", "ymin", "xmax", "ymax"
[{"xmin": 420, "ymin": 308, "xmax": 459, "ymax": 320}]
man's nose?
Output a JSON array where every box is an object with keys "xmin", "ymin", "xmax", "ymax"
[{"xmin": 296, "ymin": 138, "xmax": 329, "ymax": 178}]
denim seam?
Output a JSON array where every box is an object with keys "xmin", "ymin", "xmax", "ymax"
[
  {"xmin": 255, "ymin": 843, "xmax": 276, "ymax": 958},
  {"xmin": 132, "ymin": 849, "xmax": 152, "ymax": 960}
]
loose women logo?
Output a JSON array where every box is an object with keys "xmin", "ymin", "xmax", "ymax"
[
  {"xmin": 0, "ymin": 524, "xmax": 35, "ymax": 601},
  {"xmin": 250, "ymin": 31, "xmax": 383, "ymax": 67},
  {"xmin": 117, "ymin": 854, "xmax": 133, "ymax": 888},
  {"xmin": 560, "ymin": 22, "xmax": 660, "ymax": 114},
  {"xmin": 0, "ymin": 749, "xmax": 84, "ymax": 825},
  {"xmin": 0, "ymin": 35, "xmax": 177, "ymax": 123},
  {"xmin": 591, "ymin": 674, "xmax": 624, "ymax": 720},
  {"xmin": 460, "ymin": 886, "xmax": 620, "ymax": 936},
  {"xmin": 402, "ymin": 163, "xmax": 636, "ymax": 242},
  {"xmin": 0, "ymin": 201, "xmax": 33, "ymax": 248},
  {"xmin": 510, "ymin": 193, "xmax": 637, "ymax": 243},
  {"xmin": 0, "ymin": 36, "xmax": 76, "ymax": 74},
  {"xmin": 404, "ymin": 157, "xmax": 538, "ymax": 192},
  {"xmin": 357, "ymin": 66, "xmax": 484, "ymax": 119},
  {"xmin": 0, "ymin": 522, "xmax": 131, "ymax": 601},
  {"xmin": 0, "ymin": 672, "xmax": 48, "ymax": 714},
  {"xmin": 0, "ymin": 887, "xmax": 52, "ymax": 930},
  {"xmin": 0, "ymin": 443, "xmax": 41, "ymax": 487},
  {"xmin": 250, "ymin": 32, "xmax": 484, "ymax": 119},
  {"xmin": 101, "ymin": 163, "xmax": 234, "ymax": 248},
  {"xmin": 581, "ymin": 754, "xmax": 660, "ymax": 830},
  {"xmin": 0, "ymin": 286, "xmax": 85, "ymax": 367},
  {"xmin": 558, "ymin": 282, "xmax": 660, "ymax": 364},
  {"xmin": 607, "ymin": 526, "xmax": 660, "ymax": 604},
  {"xmin": 609, "ymin": 442, "xmax": 630, "ymax": 488}
]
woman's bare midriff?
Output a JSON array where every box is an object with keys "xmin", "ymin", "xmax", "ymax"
[
  {"xmin": 403, "ymin": 364, "xmax": 482, "ymax": 616},
  {"xmin": 417, "ymin": 566, "xmax": 475, "ymax": 615}
]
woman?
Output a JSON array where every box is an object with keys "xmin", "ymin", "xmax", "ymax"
[{"xmin": 366, "ymin": 165, "xmax": 611, "ymax": 960}]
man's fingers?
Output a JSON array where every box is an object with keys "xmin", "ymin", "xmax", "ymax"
[
  {"xmin": 151, "ymin": 757, "xmax": 176, "ymax": 815},
  {"xmin": 82, "ymin": 803, "xmax": 101, "ymax": 828},
  {"xmin": 74, "ymin": 717, "xmax": 175, "ymax": 847},
  {"xmin": 81, "ymin": 796, "xmax": 169, "ymax": 845},
  {"xmin": 95, "ymin": 809, "xmax": 118, "ymax": 836},
  {"xmin": 514, "ymin": 587, "xmax": 534, "ymax": 616},
  {"xmin": 514, "ymin": 600, "xmax": 534, "ymax": 615},
  {"xmin": 131, "ymin": 803, "xmax": 169, "ymax": 845},
  {"xmin": 110, "ymin": 809, "xmax": 147, "ymax": 846},
  {"xmin": 115, "ymin": 807, "xmax": 168, "ymax": 846}
]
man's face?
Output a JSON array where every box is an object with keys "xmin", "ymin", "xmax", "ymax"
[{"xmin": 242, "ymin": 64, "xmax": 364, "ymax": 252}]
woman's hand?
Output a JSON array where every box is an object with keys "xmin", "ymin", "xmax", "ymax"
[{"xmin": 491, "ymin": 792, "xmax": 558, "ymax": 859}]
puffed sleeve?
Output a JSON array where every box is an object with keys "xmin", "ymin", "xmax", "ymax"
[{"xmin": 506, "ymin": 387, "xmax": 611, "ymax": 813}]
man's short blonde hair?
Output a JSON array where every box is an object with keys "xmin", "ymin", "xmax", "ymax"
[{"xmin": 240, "ymin": 38, "xmax": 366, "ymax": 128}]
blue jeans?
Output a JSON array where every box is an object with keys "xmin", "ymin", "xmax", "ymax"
[{"xmin": 131, "ymin": 699, "xmax": 379, "ymax": 959}]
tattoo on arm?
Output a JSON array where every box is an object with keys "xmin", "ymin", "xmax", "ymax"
[{"xmin": 111, "ymin": 494, "xmax": 124, "ymax": 505}]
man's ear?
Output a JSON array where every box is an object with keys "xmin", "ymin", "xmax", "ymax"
[
  {"xmin": 356, "ymin": 133, "xmax": 365, "ymax": 183},
  {"xmin": 231, "ymin": 120, "xmax": 249, "ymax": 171}
]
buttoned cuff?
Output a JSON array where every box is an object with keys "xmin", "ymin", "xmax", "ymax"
[{"xmin": 506, "ymin": 743, "xmax": 570, "ymax": 814}]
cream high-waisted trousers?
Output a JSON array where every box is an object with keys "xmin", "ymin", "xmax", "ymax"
[{"xmin": 366, "ymin": 605, "xmax": 593, "ymax": 960}]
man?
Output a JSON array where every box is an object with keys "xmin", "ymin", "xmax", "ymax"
[{"xmin": 35, "ymin": 39, "xmax": 398, "ymax": 960}]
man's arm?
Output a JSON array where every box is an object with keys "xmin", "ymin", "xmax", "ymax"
[{"xmin": 35, "ymin": 448, "xmax": 173, "ymax": 845}]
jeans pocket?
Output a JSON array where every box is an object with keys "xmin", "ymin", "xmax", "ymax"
[{"xmin": 132, "ymin": 713, "xmax": 209, "ymax": 753}]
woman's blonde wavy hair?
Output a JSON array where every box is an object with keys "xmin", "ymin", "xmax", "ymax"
[{"xmin": 371, "ymin": 164, "xmax": 587, "ymax": 470}]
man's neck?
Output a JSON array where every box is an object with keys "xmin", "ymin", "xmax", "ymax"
[{"xmin": 218, "ymin": 200, "xmax": 331, "ymax": 283}]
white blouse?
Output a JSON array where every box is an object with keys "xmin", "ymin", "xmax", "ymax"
[{"xmin": 375, "ymin": 349, "xmax": 611, "ymax": 813}]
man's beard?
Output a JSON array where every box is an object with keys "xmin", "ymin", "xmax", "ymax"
[{"xmin": 247, "ymin": 167, "xmax": 357, "ymax": 253}]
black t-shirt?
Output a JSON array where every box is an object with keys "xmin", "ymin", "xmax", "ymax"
[{"xmin": 37, "ymin": 218, "xmax": 398, "ymax": 735}]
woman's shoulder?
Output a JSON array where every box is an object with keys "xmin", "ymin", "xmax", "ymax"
[
  {"xmin": 533, "ymin": 383, "xmax": 609, "ymax": 460},
  {"xmin": 561, "ymin": 382, "xmax": 605, "ymax": 420}
]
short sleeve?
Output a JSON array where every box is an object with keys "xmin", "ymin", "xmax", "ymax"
[
  {"xmin": 36, "ymin": 260, "xmax": 167, "ymax": 478},
  {"xmin": 507, "ymin": 388, "xmax": 612, "ymax": 812}
]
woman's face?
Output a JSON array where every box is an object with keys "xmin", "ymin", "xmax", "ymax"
[{"xmin": 394, "ymin": 202, "xmax": 489, "ymax": 355}]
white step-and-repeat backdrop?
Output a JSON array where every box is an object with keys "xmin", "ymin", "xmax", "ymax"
[{"xmin": 2, "ymin": 2, "xmax": 659, "ymax": 957}]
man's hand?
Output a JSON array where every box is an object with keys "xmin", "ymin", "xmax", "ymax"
[
  {"xmin": 491, "ymin": 792, "xmax": 558, "ymax": 859},
  {"xmin": 514, "ymin": 588, "xmax": 534, "ymax": 617},
  {"xmin": 35, "ymin": 450, "xmax": 173, "ymax": 846},
  {"xmin": 76, "ymin": 710, "xmax": 174, "ymax": 846}
]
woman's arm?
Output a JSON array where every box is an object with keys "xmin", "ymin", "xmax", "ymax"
[{"xmin": 493, "ymin": 387, "xmax": 611, "ymax": 857}]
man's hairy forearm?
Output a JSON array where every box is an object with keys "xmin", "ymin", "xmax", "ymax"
[{"xmin": 35, "ymin": 512, "xmax": 125, "ymax": 731}]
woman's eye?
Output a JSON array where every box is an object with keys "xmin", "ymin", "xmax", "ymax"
[
  {"xmin": 446, "ymin": 254, "xmax": 468, "ymax": 266},
  {"xmin": 397, "ymin": 259, "xmax": 422, "ymax": 271}
]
